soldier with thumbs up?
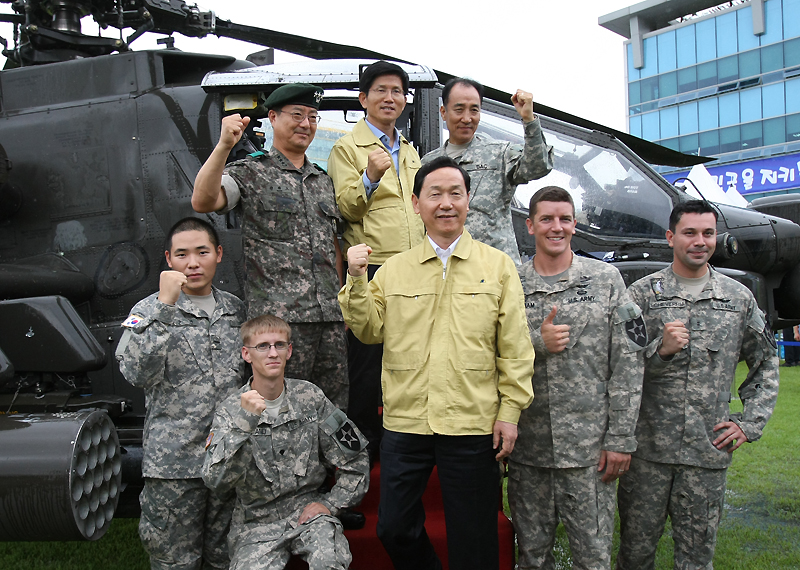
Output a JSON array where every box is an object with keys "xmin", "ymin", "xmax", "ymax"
[{"xmin": 507, "ymin": 186, "xmax": 647, "ymax": 570}]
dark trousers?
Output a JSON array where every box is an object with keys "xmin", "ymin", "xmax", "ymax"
[
  {"xmin": 376, "ymin": 430, "xmax": 500, "ymax": 570},
  {"xmin": 347, "ymin": 264, "xmax": 384, "ymax": 451}
]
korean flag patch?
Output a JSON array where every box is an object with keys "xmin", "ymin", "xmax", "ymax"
[{"xmin": 122, "ymin": 314, "xmax": 143, "ymax": 328}]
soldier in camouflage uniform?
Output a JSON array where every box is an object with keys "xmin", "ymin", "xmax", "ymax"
[
  {"xmin": 507, "ymin": 187, "xmax": 646, "ymax": 570},
  {"xmin": 422, "ymin": 77, "xmax": 553, "ymax": 264},
  {"xmin": 202, "ymin": 315, "xmax": 369, "ymax": 570},
  {"xmin": 617, "ymin": 200, "xmax": 779, "ymax": 570},
  {"xmin": 193, "ymin": 83, "xmax": 348, "ymax": 411},
  {"xmin": 116, "ymin": 218, "xmax": 246, "ymax": 570}
]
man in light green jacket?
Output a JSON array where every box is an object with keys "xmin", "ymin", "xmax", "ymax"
[{"xmin": 339, "ymin": 156, "xmax": 535, "ymax": 570}]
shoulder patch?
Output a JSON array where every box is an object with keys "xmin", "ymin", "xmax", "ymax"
[
  {"xmin": 323, "ymin": 408, "xmax": 366, "ymax": 455},
  {"xmin": 122, "ymin": 314, "xmax": 143, "ymax": 328}
]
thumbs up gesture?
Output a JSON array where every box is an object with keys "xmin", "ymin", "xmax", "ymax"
[{"xmin": 541, "ymin": 306, "xmax": 570, "ymax": 353}]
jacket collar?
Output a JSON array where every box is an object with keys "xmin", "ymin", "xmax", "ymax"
[
  {"xmin": 353, "ymin": 118, "xmax": 409, "ymax": 149},
  {"xmin": 174, "ymin": 286, "xmax": 237, "ymax": 321},
  {"xmin": 520, "ymin": 252, "xmax": 585, "ymax": 293},
  {"xmin": 418, "ymin": 229, "xmax": 473, "ymax": 264},
  {"xmin": 656, "ymin": 265, "xmax": 726, "ymax": 301}
]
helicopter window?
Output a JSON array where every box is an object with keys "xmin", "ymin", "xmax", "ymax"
[{"xmin": 448, "ymin": 110, "xmax": 672, "ymax": 240}]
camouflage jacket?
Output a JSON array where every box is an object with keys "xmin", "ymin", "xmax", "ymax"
[
  {"xmin": 223, "ymin": 148, "xmax": 343, "ymax": 322},
  {"xmin": 628, "ymin": 266, "xmax": 779, "ymax": 469},
  {"xmin": 202, "ymin": 379, "xmax": 369, "ymax": 540},
  {"xmin": 513, "ymin": 255, "xmax": 646, "ymax": 468},
  {"xmin": 115, "ymin": 288, "xmax": 246, "ymax": 478},
  {"xmin": 422, "ymin": 118, "xmax": 553, "ymax": 263}
]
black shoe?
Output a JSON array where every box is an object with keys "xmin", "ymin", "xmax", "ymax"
[
  {"xmin": 781, "ymin": 361, "xmax": 797, "ymax": 367},
  {"xmin": 337, "ymin": 507, "xmax": 366, "ymax": 530}
]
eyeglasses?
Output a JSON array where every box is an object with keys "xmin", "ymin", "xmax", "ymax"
[
  {"xmin": 371, "ymin": 87, "xmax": 406, "ymax": 99},
  {"xmin": 277, "ymin": 110, "xmax": 321, "ymax": 124},
  {"xmin": 244, "ymin": 341, "xmax": 291, "ymax": 352}
]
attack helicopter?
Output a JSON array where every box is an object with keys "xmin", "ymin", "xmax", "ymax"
[{"xmin": 1, "ymin": 0, "xmax": 800, "ymax": 545}]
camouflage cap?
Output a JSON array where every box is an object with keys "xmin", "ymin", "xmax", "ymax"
[{"xmin": 265, "ymin": 83, "xmax": 324, "ymax": 111}]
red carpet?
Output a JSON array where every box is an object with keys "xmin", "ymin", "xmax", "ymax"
[{"xmin": 288, "ymin": 460, "xmax": 516, "ymax": 569}]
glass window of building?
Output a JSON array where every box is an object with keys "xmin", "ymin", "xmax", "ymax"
[
  {"xmin": 659, "ymin": 72, "xmax": 678, "ymax": 98},
  {"xmin": 741, "ymin": 121, "xmax": 763, "ymax": 148},
  {"xmin": 737, "ymin": 6, "xmax": 761, "ymax": 52},
  {"xmin": 658, "ymin": 30, "xmax": 677, "ymax": 72},
  {"xmin": 676, "ymin": 25, "xmax": 697, "ymax": 67},
  {"xmin": 719, "ymin": 92, "xmax": 740, "ymax": 126},
  {"xmin": 699, "ymin": 98, "xmax": 719, "ymax": 130},
  {"xmin": 739, "ymin": 49, "xmax": 761, "ymax": 78},
  {"xmin": 787, "ymin": 78, "xmax": 800, "ymax": 113},
  {"xmin": 762, "ymin": 43, "xmax": 784, "ymax": 72},
  {"xmin": 740, "ymin": 88, "xmax": 762, "ymax": 123},
  {"xmin": 787, "ymin": 113, "xmax": 800, "ymax": 142},
  {"xmin": 680, "ymin": 133, "xmax": 700, "ymax": 154},
  {"xmin": 640, "ymin": 76, "xmax": 659, "ymax": 103},
  {"xmin": 678, "ymin": 67, "xmax": 698, "ymax": 93},
  {"xmin": 629, "ymin": 81, "xmax": 641, "ymax": 106},
  {"xmin": 696, "ymin": 19, "xmax": 717, "ymax": 62},
  {"xmin": 642, "ymin": 36, "xmax": 659, "ymax": 77},
  {"xmin": 785, "ymin": 0, "xmax": 800, "ymax": 39},
  {"xmin": 699, "ymin": 130, "xmax": 720, "ymax": 155},
  {"xmin": 718, "ymin": 56, "xmax": 739, "ymax": 83},
  {"xmin": 761, "ymin": 0, "xmax": 784, "ymax": 45},
  {"xmin": 764, "ymin": 116, "xmax": 786, "ymax": 145},
  {"xmin": 697, "ymin": 61, "xmax": 718, "ymax": 88},
  {"xmin": 642, "ymin": 111, "xmax": 660, "ymax": 140},
  {"xmin": 660, "ymin": 107, "xmax": 679, "ymax": 138},
  {"xmin": 719, "ymin": 125, "xmax": 741, "ymax": 152},
  {"xmin": 786, "ymin": 37, "xmax": 800, "ymax": 67},
  {"xmin": 762, "ymin": 82, "xmax": 786, "ymax": 117},
  {"xmin": 629, "ymin": 115, "xmax": 642, "ymax": 137},
  {"xmin": 661, "ymin": 138, "xmax": 680, "ymax": 151},
  {"xmin": 679, "ymin": 101, "xmax": 699, "ymax": 134},
  {"xmin": 716, "ymin": 12, "xmax": 738, "ymax": 57}
]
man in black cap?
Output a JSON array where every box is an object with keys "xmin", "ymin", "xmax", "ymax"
[{"xmin": 193, "ymin": 83, "xmax": 349, "ymax": 415}]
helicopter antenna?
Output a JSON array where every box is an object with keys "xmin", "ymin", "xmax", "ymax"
[{"xmin": 672, "ymin": 176, "xmax": 708, "ymax": 202}]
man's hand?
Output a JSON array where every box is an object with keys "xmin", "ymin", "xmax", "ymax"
[
  {"xmin": 598, "ymin": 450, "xmax": 631, "ymax": 483},
  {"xmin": 347, "ymin": 243, "xmax": 373, "ymax": 277},
  {"xmin": 219, "ymin": 114, "xmax": 251, "ymax": 152},
  {"xmin": 658, "ymin": 321, "xmax": 689, "ymax": 356},
  {"xmin": 366, "ymin": 148, "xmax": 392, "ymax": 183},
  {"xmin": 541, "ymin": 306, "xmax": 570, "ymax": 353},
  {"xmin": 298, "ymin": 502, "xmax": 331, "ymax": 525},
  {"xmin": 493, "ymin": 420, "xmax": 518, "ymax": 460},
  {"xmin": 713, "ymin": 421, "xmax": 748, "ymax": 452},
  {"xmin": 157, "ymin": 270, "xmax": 188, "ymax": 305},
  {"xmin": 241, "ymin": 390, "xmax": 266, "ymax": 416},
  {"xmin": 511, "ymin": 89, "xmax": 536, "ymax": 122}
]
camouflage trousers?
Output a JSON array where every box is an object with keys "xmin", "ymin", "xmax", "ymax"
[
  {"xmin": 284, "ymin": 321, "xmax": 348, "ymax": 412},
  {"xmin": 616, "ymin": 457, "xmax": 727, "ymax": 570},
  {"xmin": 507, "ymin": 462, "xmax": 615, "ymax": 570},
  {"xmin": 229, "ymin": 514, "xmax": 351, "ymax": 570},
  {"xmin": 139, "ymin": 478, "xmax": 234, "ymax": 570}
]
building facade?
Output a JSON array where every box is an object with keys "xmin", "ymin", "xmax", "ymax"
[{"xmin": 600, "ymin": 0, "xmax": 800, "ymax": 200}]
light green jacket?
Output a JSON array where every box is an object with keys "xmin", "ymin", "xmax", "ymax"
[
  {"xmin": 328, "ymin": 119, "xmax": 424, "ymax": 264},
  {"xmin": 339, "ymin": 230, "xmax": 535, "ymax": 435}
]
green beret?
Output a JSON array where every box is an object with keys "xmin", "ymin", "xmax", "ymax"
[{"xmin": 265, "ymin": 83, "xmax": 324, "ymax": 111}]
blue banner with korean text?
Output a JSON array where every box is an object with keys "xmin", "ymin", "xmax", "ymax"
[{"xmin": 664, "ymin": 152, "xmax": 800, "ymax": 195}]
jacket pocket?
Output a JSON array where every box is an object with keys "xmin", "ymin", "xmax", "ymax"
[{"xmin": 256, "ymin": 193, "xmax": 297, "ymax": 241}]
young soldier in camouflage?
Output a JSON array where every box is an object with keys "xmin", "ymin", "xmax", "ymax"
[
  {"xmin": 422, "ymin": 77, "xmax": 553, "ymax": 264},
  {"xmin": 202, "ymin": 315, "xmax": 369, "ymax": 570},
  {"xmin": 116, "ymin": 217, "xmax": 246, "ymax": 570},
  {"xmin": 617, "ymin": 200, "xmax": 779, "ymax": 570},
  {"xmin": 507, "ymin": 186, "xmax": 646, "ymax": 570},
  {"xmin": 192, "ymin": 83, "xmax": 348, "ymax": 411}
]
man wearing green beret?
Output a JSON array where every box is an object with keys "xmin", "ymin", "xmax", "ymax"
[{"xmin": 193, "ymin": 83, "xmax": 348, "ymax": 413}]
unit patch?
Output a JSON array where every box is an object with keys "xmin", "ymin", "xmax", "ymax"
[{"xmin": 334, "ymin": 421, "xmax": 361, "ymax": 451}]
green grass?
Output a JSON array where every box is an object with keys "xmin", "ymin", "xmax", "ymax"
[{"xmin": 2, "ymin": 365, "xmax": 798, "ymax": 569}]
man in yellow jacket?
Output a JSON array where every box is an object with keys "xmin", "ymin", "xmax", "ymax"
[
  {"xmin": 328, "ymin": 60, "xmax": 425, "ymax": 458},
  {"xmin": 339, "ymin": 156, "xmax": 535, "ymax": 570}
]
